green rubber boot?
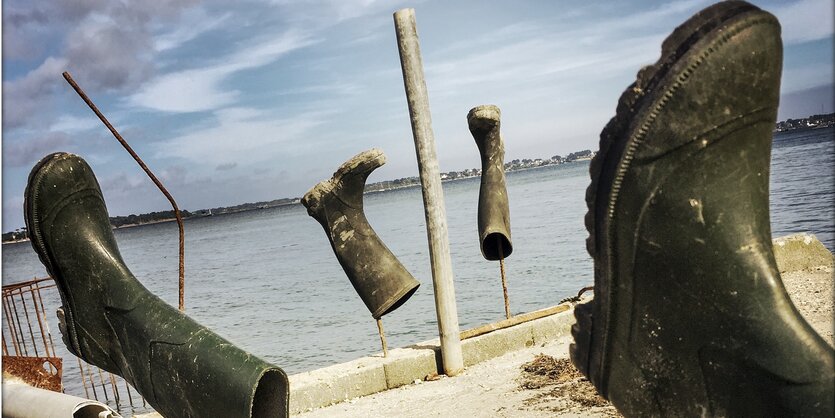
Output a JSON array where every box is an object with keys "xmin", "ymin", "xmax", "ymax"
[
  {"xmin": 301, "ymin": 149, "xmax": 420, "ymax": 319},
  {"xmin": 25, "ymin": 153, "xmax": 289, "ymax": 418},
  {"xmin": 570, "ymin": 1, "xmax": 835, "ymax": 416},
  {"xmin": 468, "ymin": 105, "xmax": 513, "ymax": 261}
]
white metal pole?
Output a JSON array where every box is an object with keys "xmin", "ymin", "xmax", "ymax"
[{"xmin": 393, "ymin": 7, "xmax": 464, "ymax": 376}]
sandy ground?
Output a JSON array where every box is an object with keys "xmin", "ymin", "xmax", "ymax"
[{"xmin": 295, "ymin": 265, "xmax": 834, "ymax": 417}]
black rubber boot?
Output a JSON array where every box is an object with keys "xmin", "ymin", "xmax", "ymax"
[
  {"xmin": 25, "ymin": 153, "xmax": 289, "ymax": 418},
  {"xmin": 468, "ymin": 105, "xmax": 513, "ymax": 261},
  {"xmin": 570, "ymin": 2, "xmax": 835, "ymax": 416},
  {"xmin": 301, "ymin": 149, "xmax": 420, "ymax": 319}
]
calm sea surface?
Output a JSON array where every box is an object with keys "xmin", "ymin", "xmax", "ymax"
[{"xmin": 2, "ymin": 127, "xmax": 833, "ymax": 397}]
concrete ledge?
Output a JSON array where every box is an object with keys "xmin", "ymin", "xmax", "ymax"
[
  {"xmin": 773, "ymin": 233, "xmax": 834, "ymax": 273},
  {"xmin": 462, "ymin": 320, "xmax": 534, "ymax": 367},
  {"xmin": 382, "ymin": 344, "xmax": 440, "ymax": 388},
  {"xmin": 288, "ymin": 305, "xmax": 577, "ymax": 414},
  {"xmin": 289, "ymin": 356, "xmax": 386, "ymax": 413},
  {"xmin": 288, "ymin": 233, "xmax": 831, "ymax": 414}
]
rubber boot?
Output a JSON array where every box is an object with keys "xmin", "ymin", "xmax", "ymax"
[
  {"xmin": 570, "ymin": 2, "xmax": 835, "ymax": 416},
  {"xmin": 24, "ymin": 153, "xmax": 289, "ymax": 418},
  {"xmin": 301, "ymin": 149, "xmax": 420, "ymax": 319},
  {"xmin": 468, "ymin": 105, "xmax": 513, "ymax": 261}
]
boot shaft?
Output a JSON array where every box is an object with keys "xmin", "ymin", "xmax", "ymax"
[
  {"xmin": 25, "ymin": 153, "xmax": 289, "ymax": 418},
  {"xmin": 468, "ymin": 105, "xmax": 513, "ymax": 260},
  {"xmin": 302, "ymin": 149, "xmax": 420, "ymax": 319}
]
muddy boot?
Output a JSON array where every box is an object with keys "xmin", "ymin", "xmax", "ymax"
[
  {"xmin": 25, "ymin": 153, "xmax": 289, "ymax": 418},
  {"xmin": 468, "ymin": 105, "xmax": 513, "ymax": 261},
  {"xmin": 301, "ymin": 149, "xmax": 420, "ymax": 319},
  {"xmin": 570, "ymin": 2, "xmax": 835, "ymax": 416}
]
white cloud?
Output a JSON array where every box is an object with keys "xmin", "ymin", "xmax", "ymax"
[
  {"xmin": 128, "ymin": 67, "xmax": 237, "ymax": 112},
  {"xmin": 153, "ymin": 107, "xmax": 329, "ymax": 165},
  {"xmin": 48, "ymin": 115, "xmax": 100, "ymax": 132},
  {"xmin": 154, "ymin": 10, "xmax": 232, "ymax": 52},
  {"xmin": 129, "ymin": 30, "xmax": 320, "ymax": 113},
  {"xmin": 3, "ymin": 56, "xmax": 69, "ymax": 129}
]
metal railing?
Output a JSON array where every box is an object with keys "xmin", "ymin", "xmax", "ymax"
[{"xmin": 2, "ymin": 277, "xmax": 150, "ymax": 416}]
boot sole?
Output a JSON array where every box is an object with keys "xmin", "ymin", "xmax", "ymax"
[
  {"xmin": 302, "ymin": 148, "xmax": 386, "ymax": 210},
  {"xmin": 577, "ymin": 0, "xmax": 766, "ymax": 396},
  {"xmin": 24, "ymin": 152, "xmax": 88, "ymax": 359}
]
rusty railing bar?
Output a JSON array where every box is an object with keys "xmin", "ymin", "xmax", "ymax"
[
  {"xmin": 16, "ymin": 291, "xmax": 40, "ymax": 357},
  {"xmin": 32, "ymin": 284, "xmax": 55, "ymax": 356},
  {"xmin": 1, "ymin": 277, "xmax": 54, "ymax": 293},
  {"xmin": 62, "ymin": 71, "xmax": 186, "ymax": 312},
  {"xmin": 28, "ymin": 287, "xmax": 52, "ymax": 357},
  {"xmin": 78, "ymin": 358, "xmax": 95, "ymax": 400},
  {"xmin": 109, "ymin": 372, "xmax": 121, "ymax": 408},
  {"xmin": 33, "ymin": 282, "xmax": 57, "ymax": 354},
  {"xmin": 97, "ymin": 368, "xmax": 110, "ymax": 402},
  {"xmin": 9, "ymin": 298, "xmax": 30, "ymax": 356},
  {"xmin": 124, "ymin": 378, "xmax": 135, "ymax": 408},
  {"xmin": 3, "ymin": 301, "xmax": 22, "ymax": 355}
]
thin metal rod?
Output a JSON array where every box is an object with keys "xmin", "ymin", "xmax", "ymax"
[
  {"xmin": 4, "ymin": 299, "xmax": 22, "ymax": 355},
  {"xmin": 29, "ymin": 287, "xmax": 51, "ymax": 357},
  {"xmin": 77, "ymin": 358, "xmax": 93, "ymax": 400},
  {"xmin": 10, "ymin": 298, "xmax": 29, "ymax": 356},
  {"xmin": 394, "ymin": 7, "xmax": 464, "ymax": 377},
  {"xmin": 97, "ymin": 368, "xmax": 110, "ymax": 401},
  {"xmin": 17, "ymin": 292, "xmax": 40, "ymax": 356},
  {"xmin": 109, "ymin": 372, "xmax": 121, "ymax": 408},
  {"xmin": 497, "ymin": 236, "xmax": 510, "ymax": 319},
  {"xmin": 124, "ymin": 378, "xmax": 135, "ymax": 408},
  {"xmin": 376, "ymin": 319, "xmax": 388, "ymax": 357},
  {"xmin": 34, "ymin": 284, "xmax": 57, "ymax": 353},
  {"xmin": 62, "ymin": 71, "xmax": 186, "ymax": 312}
]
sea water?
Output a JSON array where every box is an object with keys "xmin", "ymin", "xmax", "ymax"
[{"xmin": 2, "ymin": 127, "xmax": 832, "ymax": 396}]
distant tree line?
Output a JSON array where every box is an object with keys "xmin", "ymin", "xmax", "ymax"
[
  {"xmin": 109, "ymin": 210, "xmax": 194, "ymax": 228},
  {"xmin": 2, "ymin": 209, "xmax": 194, "ymax": 242},
  {"xmin": 775, "ymin": 113, "xmax": 834, "ymax": 132}
]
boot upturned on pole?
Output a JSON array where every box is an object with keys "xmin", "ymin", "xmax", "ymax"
[
  {"xmin": 468, "ymin": 105, "xmax": 513, "ymax": 319},
  {"xmin": 24, "ymin": 153, "xmax": 289, "ymax": 418},
  {"xmin": 301, "ymin": 148, "xmax": 420, "ymax": 356},
  {"xmin": 570, "ymin": 1, "xmax": 834, "ymax": 416}
]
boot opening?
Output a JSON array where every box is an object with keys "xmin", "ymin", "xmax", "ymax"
[
  {"xmin": 74, "ymin": 404, "xmax": 118, "ymax": 418},
  {"xmin": 482, "ymin": 232, "xmax": 513, "ymax": 260},
  {"xmin": 251, "ymin": 369, "xmax": 288, "ymax": 418},
  {"xmin": 376, "ymin": 284, "xmax": 420, "ymax": 318}
]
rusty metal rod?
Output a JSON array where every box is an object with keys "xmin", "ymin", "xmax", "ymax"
[
  {"xmin": 3, "ymin": 298, "xmax": 22, "ymax": 355},
  {"xmin": 77, "ymin": 358, "xmax": 93, "ymax": 400},
  {"xmin": 376, "ymin": 318, "xmax": 388, "ymax": 357},
  {"xmin": 62, "ymin": 71, "xmax": 186, "ymax": 312},
  {"xmin": 34, "ymin": 283, "xmax": 57, "ymax": 353},
  {"xmin": 28, "ymin": 287, "xmax": 51, "ymax": 357},
  {"xmin": 17, "ymin": 292, "xmax": 40, "ymax": 356},
  {"xmin": 97, "ymin": 368, "xmax": 110, "ymax": 401},
  {"xmin": 124, "ymin": 378, "xmax": 135, "ymax": 408},
  {"xmin": 497, "ymin": 235, "xmax": 510, "ymax": 319},
  {"xmin": 109, "ymin": 372, "xmax": 121, "ymax": 407},
  {"xmin": 9, "ymin": 297, "xmax": 29, "ymax": 355}
]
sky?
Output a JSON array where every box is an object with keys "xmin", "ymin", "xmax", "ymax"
[{"xmin": 2, "ymin": 0, "xmax": 833, "ymax": 232}]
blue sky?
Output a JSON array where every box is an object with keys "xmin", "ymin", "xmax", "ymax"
[{"xmin": 2, "ymin": 0, "xmax": 833, "ymax": 232}]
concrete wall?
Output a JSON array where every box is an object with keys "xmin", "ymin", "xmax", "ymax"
[
  {"xmin": 772, "ymin": 233, "xmax": 834, "ymax": 272},
  {"xmin": 288, "ymin": 307, "xmax": 577, "ymax": 414},
  {"xmin": 288, "ymin": 233, "xmax": 834, "ymax": 414}
]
